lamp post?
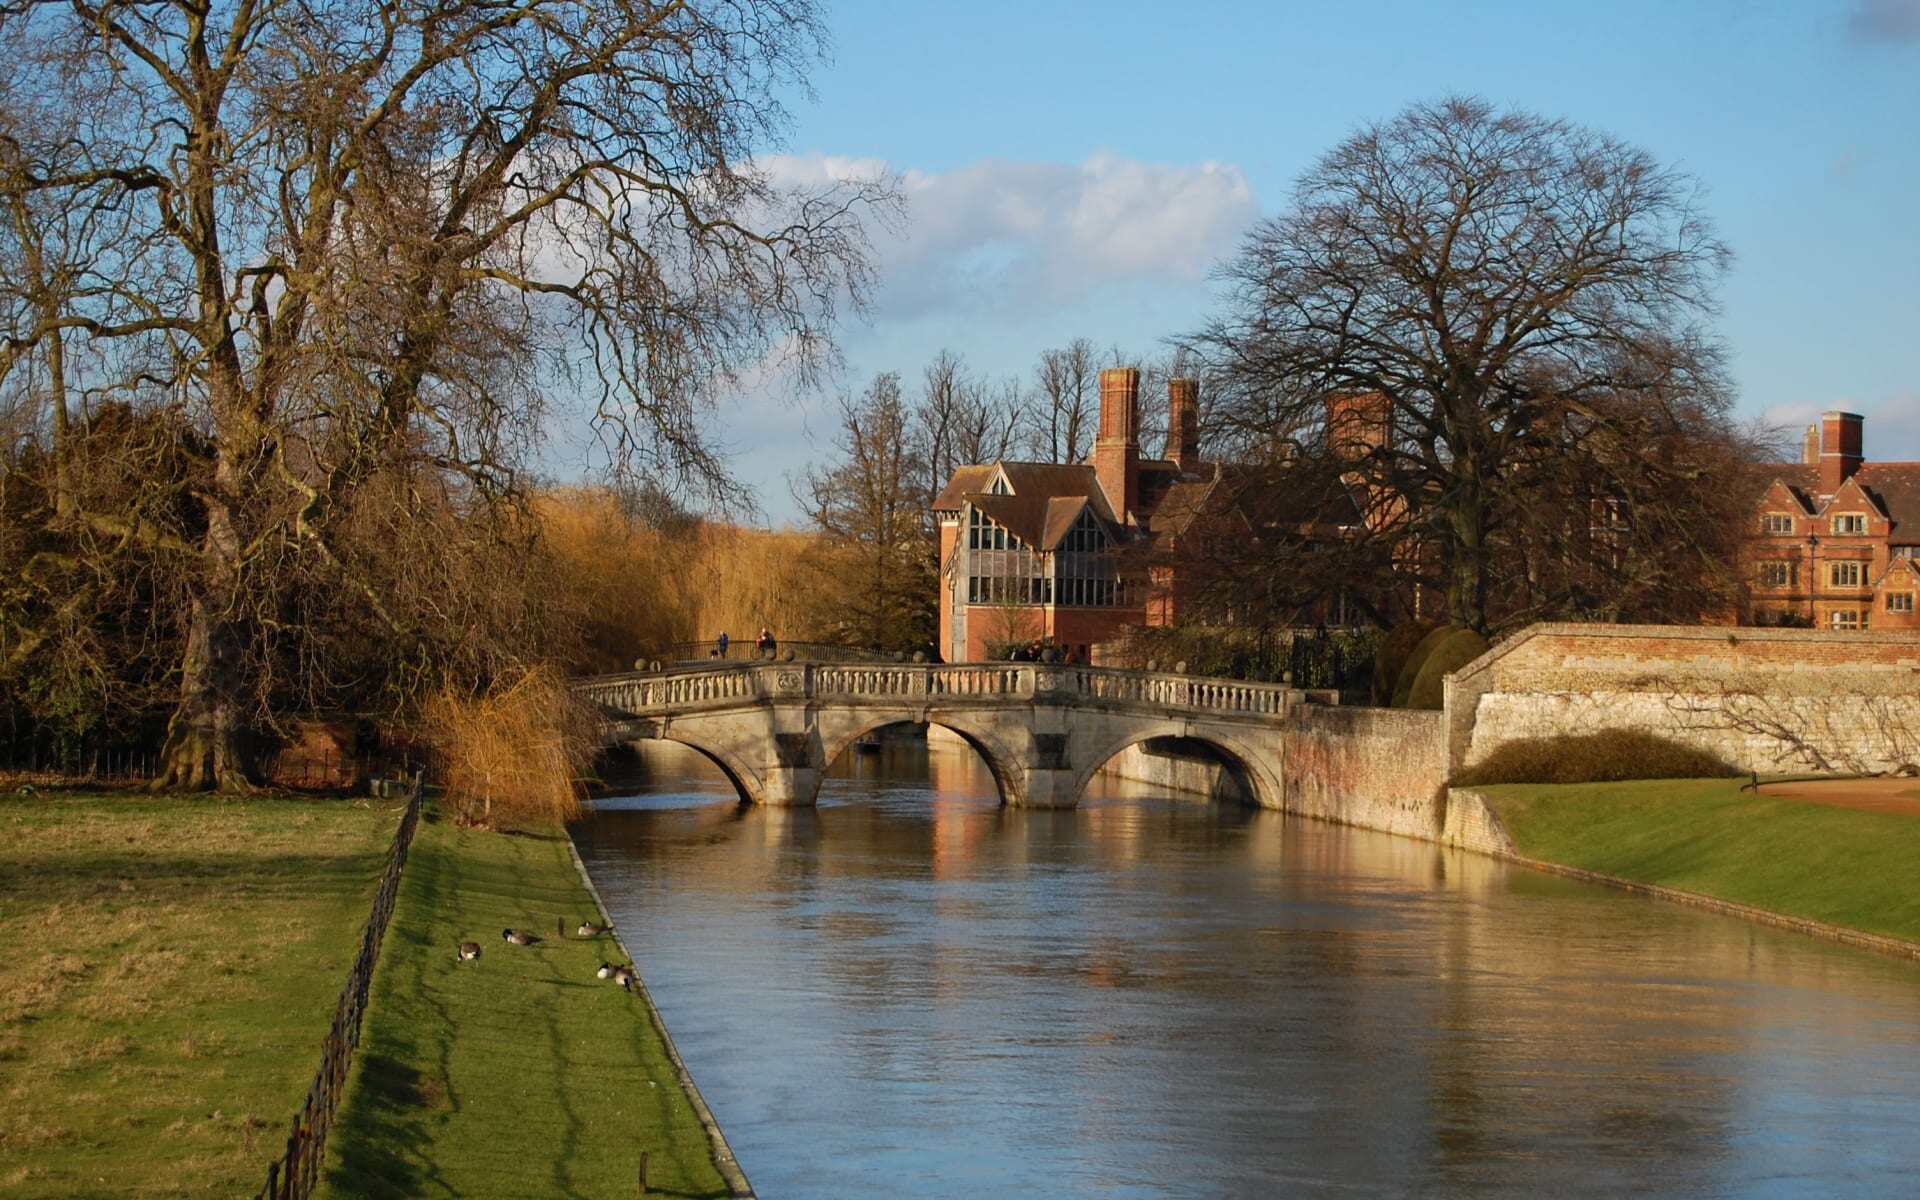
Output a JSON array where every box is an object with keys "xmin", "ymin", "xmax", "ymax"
[{"xmin": 1806, "ymin": 533, "xmax": 1819, "ymax": 626}]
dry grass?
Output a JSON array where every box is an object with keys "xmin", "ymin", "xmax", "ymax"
[
  {"xmin": 422, "ymin": 665, "xmax": 594, "ymax": 829},
  {"xmin": 0, "ymin": 791, "xmax": 396, "ymax": 1198}
]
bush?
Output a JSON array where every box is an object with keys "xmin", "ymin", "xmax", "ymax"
[
  {"xmin": 1405, "ymin": 627, "xmax": 1489, "ymax": 710},
  {"xmin": 1372, "ymin": 620, "xmax": 1437, "ymax": 706},
  {"xmin": 1391, "ymin": 625, "xmax": 1455, "ymax": 707},
  {"xmin": 422, "ymin": 666, "xmax": 595, "ymax": 829},
  {"xmin": 1452, "ymin": 729, "xmax": 1743, "ymax": 786}
]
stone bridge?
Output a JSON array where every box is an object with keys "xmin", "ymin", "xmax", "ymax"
[{"xmin": 575, "ymin": 661, "xmax": 1314, "ymax": 808}]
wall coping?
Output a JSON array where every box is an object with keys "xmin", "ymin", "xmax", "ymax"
[{"xmin": 1451, "ymin": 621, "xmax": 1920, "ymax": 689}]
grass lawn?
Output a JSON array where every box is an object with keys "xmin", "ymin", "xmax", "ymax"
[
  {"xmin": 0, "ymin": 790, "xmax": 401, "ymax": 1198},
  {"xmin": 320, "ymin": 807, "xmax": 733, "ymax": 1200},
  {"xmin": 1482, "ymin": 777, "xmax": 1920, "ymax": 944}
]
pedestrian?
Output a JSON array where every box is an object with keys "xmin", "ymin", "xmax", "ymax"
[
  {"xmin": 757, "ymin": 627, "xmax": 776, "ymax": 660},
  {"xmin": 716, "ymin": 631, "xmax": 730, "ymax": 659}
]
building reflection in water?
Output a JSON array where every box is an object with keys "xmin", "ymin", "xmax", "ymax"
[{"xmin": 577, "ymin": 733, "xmax": 1920, "ymax": 1199}]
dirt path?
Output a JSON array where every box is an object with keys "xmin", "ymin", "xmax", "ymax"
[{"xmin": 1755, "ymin": 776, "xmax": 1920, "ymax": 816}]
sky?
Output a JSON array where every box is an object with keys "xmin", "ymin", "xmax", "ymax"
[{"xmin": 556, "ymin": 0, "xmax": 1920, "ymax": 521}]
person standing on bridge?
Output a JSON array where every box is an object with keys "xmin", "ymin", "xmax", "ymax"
[
  {"xmin": 757, "ymin": 627, "xmax": 776, "ymax": 660},
  {"xmin": 716, "ymin": 631, "xmax": 729, "ymax": 659}
]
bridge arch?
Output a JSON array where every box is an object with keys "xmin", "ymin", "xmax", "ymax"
[
  {"xmin": 1068, "ymin": 723, "xmax": 1278, "ymax": 810},
  {"xmin": 813, "ymin": 712, "xmax": 1024, "ymax": 807},
  {"xmin": 602, "ymin": 727, "xmax": 767, "ymax": 805}
]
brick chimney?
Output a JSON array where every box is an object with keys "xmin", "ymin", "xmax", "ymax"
[
  {"xmin": 1093, "ymin": 367, "xmax": 1140, "ymax": 522},
  {"xmin": 1327, "ymin": 391, "xmax": 1390, "ymax": 462},
  {"xmin": 1167, "ymin": 377, "xmax": 1201, "ymax": 473},
  {"xmin": 1802, "ymin": 423, "xmax": 1819, "ymax": 466},
  {"xmin": 1819, "ymin": 410, "xmax": 1864, "ymax": 494}
]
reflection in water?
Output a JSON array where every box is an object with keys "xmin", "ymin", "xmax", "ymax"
[{"xmin": 575, "ymin": 741, "xmax": 1920, "ymax": 1198}]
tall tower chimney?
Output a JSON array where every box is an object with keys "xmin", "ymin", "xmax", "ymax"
[
  {"xmin": 1802, "ymin": 423, "xmax": 1819, "ymax": 466},
  {"xmin": 1093, "ymin": 368, "xmax": 1140, "ymax": 522},
  {"xmin": 1167, "ymin": 378, "xmax": 1201, "ymax": 473},
  {"xmin": 1819, "ymin": 411, "xmax": 1864, "ymax": 495}
]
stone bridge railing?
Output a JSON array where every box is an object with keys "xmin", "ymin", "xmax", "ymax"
[{"xmin": 575, "ymin": 661, "xmax": 1304, "ymax": 722}]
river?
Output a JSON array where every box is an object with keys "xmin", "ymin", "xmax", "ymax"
[{"xmin": 573, "ymin": 740, "xmax": 1920, "ymax": 1198}]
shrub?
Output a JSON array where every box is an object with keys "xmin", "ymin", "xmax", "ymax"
[
  {"xmin": 1391, "ymin": 625, "xmax": 1455, "ymax": 707},
  {"xmin": 1372, "ymin": 620, "xmax": 1437, "ymax": 706},
  {"xmin": 422, "ymin": 666, "xmax": 595, "ymax": 829},
  {"xmin": 1405, "ymin": 627, "xmax": 1490, "ymax": 710},
  {"xmin": 1452, "ymin": 729, "xmax": 1743, "ymax": 786}
]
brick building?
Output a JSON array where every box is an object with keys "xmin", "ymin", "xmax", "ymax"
[
  {"xmin": 1744, "ymin": 410, "xmax": 1920, "ymax": 630},
  {"xmin": 932, "ymin": 368, "xmax": 1230, "ymax": 662}
]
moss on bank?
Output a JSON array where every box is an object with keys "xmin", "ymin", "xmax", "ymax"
[
  {"xmin": 0, "ymin": 791, "xmax": 397, "ymax": 1197},
  {"xmin": 320, "ymin": 806, "xmax": 731, "ymax": 1199},
  {"xmin": 1482, "ymin": 778, "xmax": 1920, "ymax": 944}
]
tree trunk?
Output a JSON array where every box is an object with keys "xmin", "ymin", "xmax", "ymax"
[
  {"xmin": 1446, "ymin": 486, "xmax": 1490, "ymax": 634},
  {"xmin": 152, "ymin": 491, "xmax": 258, "ymax": 793}
]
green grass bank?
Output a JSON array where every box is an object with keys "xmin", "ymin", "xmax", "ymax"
[
  {"xmin": 319, "ymin": 806, "xmax": 734, "ymax": 1200},
  {"xmin": 0, "ymin": 791, "xmax": 399, "ymax": 1197},
  {"xmin": 1481, "ymin": 778, "xmax": 1920, "ymax": 944}
]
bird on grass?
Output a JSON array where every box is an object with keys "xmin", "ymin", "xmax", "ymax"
[
  {"xmin": 456, "ymin": 942, "xmax": 482, "ymax": 962},
  {"xmin": 501, "ymin": 928, "xmax": 541, "ymax": 946},
  {"xmin": 577, "ymin": 920, "xmax": 610, "ymax": 938},
  {"xmin": 596, "ymin": 962, "xmax": 637, "ymax": 991}
]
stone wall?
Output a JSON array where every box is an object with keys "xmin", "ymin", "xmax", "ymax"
[
  {"xmin": 1278, "ymin": 705, "xmax": 1451, "ymax": 840},
  {"xmin": 1446, "ymin": 624, "xmax": 1920, "ymax": 775},
  {"xmin": 1099, "ymin": 742, "xmax": 1249, "ymax": 803}
]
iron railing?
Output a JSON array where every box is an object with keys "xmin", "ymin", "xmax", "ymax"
[{"xmin": 256, "ymin": 774, "xmax": 425, "ymax": 1200}]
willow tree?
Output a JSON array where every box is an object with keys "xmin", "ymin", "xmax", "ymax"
[
  {"xmin": 1195, "ymin": 97, "xmax": 1743, "ymax": 633},
  {"xmin": 0, "ymin": 0, "xmax": 893, "ymax": 788}
]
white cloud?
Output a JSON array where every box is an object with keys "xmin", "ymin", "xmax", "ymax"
[{"xmin": 760, "ymin": 151, "xmax": 1260, "ymax": 318}]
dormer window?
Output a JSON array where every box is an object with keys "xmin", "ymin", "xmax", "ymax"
[
  {"xmin": 1761, "ymin": 513, "xmax": 1794, "ymax": 535},
  {"xmin": 988, "ymin": 476, "xmax": 1010, "ymax": 496},
  {"xmin": 1832, "ymin": 513, "xmax": 1867, "ymax": 535}
]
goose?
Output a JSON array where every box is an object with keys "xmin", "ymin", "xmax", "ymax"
[
  {"xmin": 456, "ymin": 941, "xmax": 482, "ymax": 962},
  {"xmin": 596, "ymin": 962, "xmax": 615, "ymax": 979},
  {"xmin": 577, "ymin": 921, "xmax": 610, "ymax": 938},
  {"xmin": 610, "ymin": 964, "xmax": 637, "ymax": 991},
  {"xmin": 501, "ymin": 928, "xmax": 541, "ymax": 946}
]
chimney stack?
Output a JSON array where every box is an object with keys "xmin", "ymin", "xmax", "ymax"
[
  {"xmin": 1819, "ymin": 410, "xmax": 1864, "ymax": 495},
  {"xmin": 1327, "ymin": 392, "xmax": 1390, "ymax": 462},
  {"xmin": 1093, "ymin": 367, "xmax": 1140, "ymax": 522},
  {"xmin": 1802, "ymin": 423, "xmax": 1819, "ymax": 466},
  {"xmin": 1167, "ymin": 377, "xmax": 1201, "ymax": 473}
]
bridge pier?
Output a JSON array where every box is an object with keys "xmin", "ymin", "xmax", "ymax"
[
  {"xmin": 1016, "ymin": 767, "xmax": 1080, "ymax": 809},
  {"xmin": 759, "ymin": 765, "xmax": 821, "ymax": 806}
]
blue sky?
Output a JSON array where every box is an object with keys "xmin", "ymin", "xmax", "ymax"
[{"xmin": 570, "ymin": 0, "xmax": 1920, "ymax": 520}]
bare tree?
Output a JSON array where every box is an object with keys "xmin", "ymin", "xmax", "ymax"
[
  {"xmin": 798, "ymin": 374, "xmax": 935, "ymax": 652},
  {"xmin": 1026, "ymin": 339, "xmax": 1098, "ymax": 464},
  {"xmin": 0, "ymin": 0, "xmax": 895, "ymax": 788},
  {"xmin": 1193, "ymin": 97, "xmax": 1739, "ymax": 633}
]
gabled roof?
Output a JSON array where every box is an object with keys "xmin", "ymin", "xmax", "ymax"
[
  {"xmin": 1872, "ymin": 556, "xmax": 1920, "ymax": 590},
  {"xmin": 1753, "ymin": 461, "xmax": 1920, "ymax": 529}
]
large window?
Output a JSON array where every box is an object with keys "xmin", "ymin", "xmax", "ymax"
[
  {"xmin": 1829, "ymin": 560, "xmax": 1865, "ymax": 589},
  {"xmin": 1055, "ymin": 509, "xmax": 1127, "ymax": 607},
  {"xmin": 1829, "ymin": 609, "xmax": 1865, "ymax": 630},
  {"xmin": 1761, "ymin": 513, "xmax": 1794, "ymax": 535},
  {"xmin": 1757, "ymin": 560, "xmax": 1797, "ymax": 588},
  {"xmin": 1832, "ymin": 513, "xmax": 1867, "ymax": 535},
  {"xmin": 1888, "ymin": 593, "xmax": 1915, "ymax": 614},
  {"xmin": 965, "ymin": 508, "xmax": 1045, "ymax": 605}
]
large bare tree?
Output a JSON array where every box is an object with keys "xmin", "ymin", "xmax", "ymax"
[
  {"xmin": 0, "ymin": 0, "xmax": 893, "ymax": 788},
  {"xmin": 1194, "ymin": 97, "xmax": 1741, "ymax": 632}
]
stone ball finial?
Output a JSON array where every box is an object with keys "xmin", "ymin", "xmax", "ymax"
[
  {"xmin": 1146, "ymin": 659, "xmax": 1160, "ymax": 672},
  {"xmin": 912, "ymin": 650, "xmax": 927, "ymax": 663},
  {"xmin": 782, "ymin": 648, "xmax": 796, "ymax": 662},
  {"xmin": 1174, "ymin": 660, "xmax": 1188, "ymax": 675},
  {"xmin": 633, "ymin": 658, "xmax": 646, "ymax": 672}
]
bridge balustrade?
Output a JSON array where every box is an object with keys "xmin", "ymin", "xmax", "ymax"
[{"xmin": 577, "ymin": 661, "xmax": 1298, "ymax": 721}]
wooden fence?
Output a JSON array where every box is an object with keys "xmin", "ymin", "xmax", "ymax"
[{"xmin": 256, "ymin": 775, "xmax": 425, "ymax": 1200}]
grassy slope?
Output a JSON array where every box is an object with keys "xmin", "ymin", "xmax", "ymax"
[
  {"xmin": 1483, "ymin": 778, "xmax": 1920, "ymax": 943},
  {"xmin": 321, "ymin": 808, "xmax": 729, "ymax": 1200},
  {"xmin": 0, "ymin": 791, "xmax": 398, "ymax": 1198}
]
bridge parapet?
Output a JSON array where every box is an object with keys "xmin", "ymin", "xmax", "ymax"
[{"xmin": 575, "ymin": 661, "xmax": 1300, "ymax": 720}]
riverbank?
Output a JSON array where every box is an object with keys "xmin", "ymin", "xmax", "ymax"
[
  {"xmin": 320, "ymin": 804, "xmax": 736, "ymax": 1199},
  {"xmin": 1477, "ymin": 777, "xmax": 1920, "ymax": 949},
  {"xmin": 0, "ymin": 790, "xmax": 399, "ymax": 1196}
]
